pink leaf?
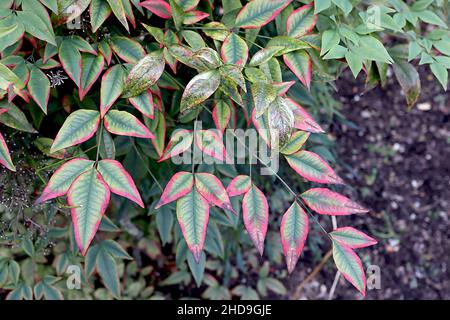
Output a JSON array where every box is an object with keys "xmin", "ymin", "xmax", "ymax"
[
  {"xmin": 301, "ymin": 188, "xmax": 368, "ymax": 215},
  {"xmin": 227, "ymin": 175, "xmax": 252, "ymax": 197},
  {"xmin": 156, "ymin": 171, "xmax": 194, "ymax": 208},
  {"xmin": 284, "ymin": 98, "xmax": 325, "ymax": 133},
  {"xmin": 139, "ymin": 0, "xmax": 172, "ymax": 19},
  {"xmin": 242, "ymin": 185, "xmax": 269, "ymax": 255}
]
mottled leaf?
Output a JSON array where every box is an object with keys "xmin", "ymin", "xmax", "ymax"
[
  {"xmin": 283, "ymin": 50, "xmax": 312, "ymax": 89},
  {"xmin": 235, "ymin": 0, "xmax": 293, "ymax": 29},
  {"xmin": 221, "ymin": 33, "xmax": 248, "ymax": 66},
  {"xmin": 286, "ymin": 3, "xmax": 318, "ymax": 38},
  {"xmin": 212, "ymin": 100, "xmax": 231, "ymax": 134},
  {"xmin": 284, "ymin": 98, "xmax": 324, "ymax": 133},
  {"xmin": 180, "ymin": 70, "xmax": 220, "ymax": 114}
]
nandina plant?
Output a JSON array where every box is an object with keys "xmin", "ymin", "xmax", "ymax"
[{"xmin": 0, "ymin": 0, "xmax": 448, "ymax": 299}]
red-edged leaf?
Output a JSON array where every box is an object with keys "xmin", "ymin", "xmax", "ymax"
[
  {"xmin": 156, "ymin": 171, "xmax": 194, "ymax": 208},
  {"xmin": 273, "ymin": 81, "xmax": 296, "ymax": 96},
  {"xmin": 280, "ymin": 130, "xmax": 310, "ymax": 155},
  {"xmin": 227, "ymin": 175, "xmax": 251, "ymax": 197},
  {"xmin": 79, "ymin": 53, "xmax": 105, "ymax": 101},
  {"xmin": 100, "ymin": 65, "xmax": 126, "ymax": 117},
  {"xmin": 50, "ymin": 110, "xmax": 101, "ymax": 153},
  {"xmin": 0, "ymin": 132, "xmax": 15, "ymax": 171},
  {"xmin": 139, "ymin": 0, "xmax": 172, "ymax": 19},
  {"xmin": 330, "ymin": 227, "xmax": 377, "ymax": 249},
  {"xmin": 285, "ymin": 150, "xmax": 344, "ymax": 184},
  {"xmin": 176, "ymin": 188, "xmax": 210, "ymax": 262},
  {"xmin": 280, "ymin": 202, "xmax": 309, "ymax": 273},
  {"xmin": 221, "ymin": 33, "xmax": 249, "ymax": 66},
  {"xmin": 235, "ymin": 0, "xmax": 293, "ymax": 29},
  {"xmin": 283, "ymin": 50, "xmax": 312, "ymax": 89},
  {"xmin": 129, "ymin": 90, "xmax": 155, "ymax": 119},
  {"xmin": 68, "ymin": 169, "xmax": 111, "ymax": 255},
  {"xmin": 195, "ymin": 130, "xmax": 229, "ymax": 162},
  {"xmin": 286, "ymin": 3, "xmax": 318, "ymax": 38},
  {"xmin": 284, "ymin": 98, "xmax": 324, "ymax": 133},
  {"xmin": 301, "ymin": 188, "xmax": 368, "ymax": 215},
  {"xmin": 194, "ymin": 172, "xmax": 235, "ymax": 214},
  {"xmin": 252, "ymin": 108, "xmax": 271, "ymax": 147},
  {"xmin": 27, "ymin": 66, "xmax": 50, "ymax": 114},
  {"xmin": 110, "ymin": 36, "xmax": 146, "ymax": 64},
  {"xmin": 104, "ymin": 110, "xmax": 154, "ymax": 138},
  {"xmin": 35, "ymin": 158, "xmax": 94, "ymax": 204},
  {"xmin": 158, "ymin": 129, "xmax": 193, "ymax": 162},
  {"xmin": 183, "ymin": 11, "xmax": 209, "ymax": 25},
  {"xmin": 212, "ymin": 100, "xmax": 231, "ymax": 134},
  {"xmin": 97, "ymin": 160, "xmax": 144, "ymax": 208},
  {"xmin": 332, "ymin": 240, "xmax": 366, "ymax": 296},
  {"xmin": 58, "ymin": 40, "xmax": 82, "ymax": 87},
  {"xmin": 242, "ymin": 185, "xmax": 269, "ymax": 255}
]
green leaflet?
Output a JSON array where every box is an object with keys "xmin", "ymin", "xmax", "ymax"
[
  {"xmin": 16, "ymin": 1, "xmax": 56, "ymax": 46},
  {"xmin": 50, "ymin": 110, "xmax": 100, "ymax": 153},
  {"xmin": 0, "ymin": 14, "xmax": 24, "ymax": 52},
  {"xmin": 129, "ymin": 90, "xmax": 155, "ymax": 118},
  {"xmin": 235, "ymin": 0, "xmax": 293, "ymax": 29},
  {"xmin": 393, "ymin": 60, "xmax": 421, "ymax": 108},
  {"xmin": 36, "ymin": 158, "xmax": 94, "ymax": 203},
  {"xmin": 251, "ymin": 82, "xmax": 278, "ymax": 117},
  {"xmin": 27, "ymin": 66, "xmax": 50, "ymax": 114},
  {"xmin": 280, "ymin": 202, "xmax": 309, "ymax": 273},
  {"xmin": 0, "ymin": 62, "xmax": 25, "ymax": 90},
  {"xmin": 159, "ymin": 129, "xmax": 193, "ymax": 162},
  {"xmin": 332, "ymin": 240, "xmax": 366, "ymax": 296},
  {"xmin": 80, "ymin": 53, "xmax": 105, "ymax": 100},
  {"xmin": 249, "ymin": 46, "xmax": 284, "ymax": 67},
  {"xmin": 242, "ymin": 185, "xmax": 269, "ymax": 256},
  {"xmin": 212, "ymin": 100, "xmax": 231, "ymax": 133},
  {"xmin": 90, "ymin": 0, "xmax": 111, "ymax": 32},
  {"xmin": 283, "ymin": 50, "xmax": 312, "ymax": 89},
  {"xmin": 268, "ymin": 97, "xmax": 295, "ymax": 148},
  {"xmin": 280, "ymin": 131, "xmax": 310, "ymax": 155},
  {"xmin": 330, "ymin": 227, "xmax": 377, "ymax": 249},
  {"xmin": 194, "ymin": 172, "xmax": 234, "ymax": 213},
  {"xmin": 180, "ymin": 70, "xmax": 220, "ymax": 114},
  {"xmin": 221, "ymin": 33, "xmax": 248, "ymax": 66},
  {"xmin": 100, "ymin": 65, "xmax": 126, "ymax": 117},
  {"xmin": 0, "ymin": 101, "xmax": 36, "ymax": 133},
  {"xmin": 176, "ymin": 188, "xmax": 210, "ymax": 263},
  {"xmin": 122, "ymin": 51, "xmax": 165, "ymax": 98},
  {"xmin": 110, "ymin": 36, "xmax": 146, "ymax": 63},
  {"xmin": 286, "ymin": 3, "xmax": 317, "ymax": 38},
  {"xmin": 97, "ymin": 159, "xmax": 144, "ymax": 207},
  {"xmin": 104, "ymin": 110, "xmax": 154, "ymax": 138},
  {"xmin": 96, "ymin": 245, "xmax": 121, "ymax": 298},
  {"xmin": 106, "ymin": 0, "xmax": 129, "ymax": 31},
  {"xmin": 59, "ymin": 40, "xmax": 82, "ymax": 87},
  {"xmin": 0, "ymin": 132, "xmax": 15, "ymax": 171},
  {"xmin": 67, "ymin": 169, "xmax": 111, "ymax": 255}
]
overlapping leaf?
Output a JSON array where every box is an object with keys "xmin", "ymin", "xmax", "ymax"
[
  {"xmin": 194, "ymin": 172, "xmax": 235, "ymax": 214},
  {"xmin": 221, "ymin": 33, "xmax": 248, "ymax": 66},
  {"xmin": 212, "ymin": 100, "xmax": 231, "ymax": 134},
  {"xmin": 0, "ymin": 132, "xmax": 15, "ymax": 171},
  {"xmin": 284, "ymin": 98, "xmax": 324, "ymax": 133},
  {"xmin": 286, "ymin": 3, "xmax": 318, "ymax": 38},
  {"xmin": 283, "ymin": 50, "xmax": 312, "ymax": 89},
  {"xmin": 139, "ymin": 0, "xmax": 172, "ymax": 19},
  {"xmin": 110, "ymin": 36, "xmax": 146, "ymax": 63},
  {"xmin": 159, "ymin": 129, "xmax": 193, "ymax": 162},
  {"xmin": 100, "ymin": 65, "xmax": 126, "ymax": 117},
  {"xmin": 195, "ymin": 130, "xmax": 229, "ymax": 162},
  {"xmin": 35, "ymin": 158, "xmax": 94, "ymax": 204},
  {"xmin": 129, "ymin": 90, "xmax": 155, "ymax": 118},
  {"xmin": 80, "ymin": 53, "xmax": 105, "ymax": 101},
  {"xmin": 27, "ymin": 66, "xmax": 50, "ymax": 114},
  {"xmin": 180, "ymin": 70, "xmax": 220, "ymax": 114},
  {"xmin": 156, "ymin": 171, "xmax": 194, "ymax": 208},
  {"xmin": 227, "ymin": 175, "xmax": 251, "ymax": 197}
]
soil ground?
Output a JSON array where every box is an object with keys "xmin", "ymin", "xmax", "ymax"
[{"xmin": 288, "ymin": 68, "xmax": 449, "ymax": 300}]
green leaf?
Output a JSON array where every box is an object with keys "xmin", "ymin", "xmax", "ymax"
[
  {"xmin": 80, "ymin": 53, "xmax": 105, "ymax": 101},
  {"xmin": 0, "ymin": 101, "xmax": 36, "ymax": 133},
  {"xmin": 100, "ymin": 65, "xmax": 126, "ymax": 117},
  {"xmin": 187, "ymin": 251, "xmax": 206, "ymax": 287},
  {"xmin": 51, "ymin": 110, "xmax": 100, "ymax": 153},
  {"xmin": 110, "ymin": 36, "xmax": 146, "ymax": 63},
  {"xmin": 242, "ymin": 185, "xmax": 268, "ymax": 255},
  {"xmin": 418, "ymin": 10, "xmax": 447, "ymax": 27},
  {"xmin": 249, "ymin": 46, "xmax": 283, "ymax": 67},
  {"xmin": 96, "ymin": 248, "xmax": 121, "ymax": 298},
  {"xmin": 0, "ymin": 15, "xmax": 24, "ymax": 53},
  {"xmin": 285, "ymin": 150, "xmax": 344, "ymax": 184},
  {"xmin": 156, "ymin": 206, "xmax": 174, "ymax": 245},
  {"xmin": 235, "ymin": 0, "xmax": 293, "ymax": 29},
  {"xmin": 156, "ymin": 171, "xmax": 194, "ymax": 208},
  {"xmin": 280, "ymin": 131, "xmax": 309, "ymax": 155},
  {"xmin": 176, "ymin": 188, "xmax": 210, "ymax": 262},
  {"xmin": 195, "ymin": 172, "xmax": 234, "ymax": 213},
  {"xmin": 267, "ymin": 36, "xmax": 310, "ymax": 55},
  {"xmin": 180, "ymin": 70, "xmax": 221, "ymax": 114},
  {"xmin": 330, "ymin": 227, "xmax": 377, "ymax": 249},
  {"xmin": 286, "ymin": 3, "xmax": 317, "ymax": 38},
  {"xmin": 16, "ymin": 8, "xmax": 56, "ymax": 46},
  {"xmin": 97, "ymin": 159, "xmax": 144, "ymax": 207},
  {"xmin": 221, "ymin": 33, "xmax": 248, "ymax": 66},
  {"xmin": 321, "ymin": 29, "xmax": 340, "ymax": 56},
  {"xmin": 0, "ymin": 132, "xmax": 15, "ymax": 171},
  {"xmin": 251, "ymin": 81, "xmax": 277, "ymax": 117},
  {"xmin": 106, "ymin": 0, "xmax": 129, "ymax": 31},
  {"xmin": 27, "ymin": 66, "xmax": 50, "ymax": 114},
  {"xmin": 227, "ymin": 175, "xmax": 251, "ymax": 197},
  {"xmin": 90, "ymin": 0, "xmax": 112, "ymax": 34},
  {"xmin": 392, "ymin": 60, "xmax": 421, "ymax": 108},
  {"xmin": 68, "ymin": 169, "xmax": 111, "ymax": 255},
  {"xmin": 283, "ymin": 50, "xmax": 312, "ymax": 89},
  {"xmin": 354, "ymin": 36, "xmax": 393, "ymax": 64},
  {"xmin": 36, "ymin": 158, "xmax": 94, "ymax": 203},
  {"xmin": 129, "ymin": 90, "xmax": 155, "ymax": 119},
  {"xmin": 122, "ymin": 51, "xmax": 165, "ymax": 98},
  {"xmin": 430, "ymin": 62, "xmax": 448, "ymax": 89},
  {"xmin": 59, "ymin": 40, "xmax": 82, "ymax": 87},
  {"xmin": 0, "ymin": 62, "xmax": 25, "ymax": 89},
  {"xmin": 315, "ymin": 0, "xmax": 331, "ymax": 14},
  {"xmin": 104, "ymin": 110, "xmax": 154, "ymax": 138},
  {"xmin": 159, "ymin": 129, "xmax": 193, "ymax": 162},
  {"xmin": 332, "ymin": 240, "xmax": 366, "ymax": 296},
  {"xmin": 212, "ymin": 100, "xmax": 231, "ymax": 133},
  {"xmin": 97, "ymin": 129, "xmax": 116, "ymax": 159},
  {"xmin": 301, "ymin": 188, "xmax": 368, "ymax": 215}
]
